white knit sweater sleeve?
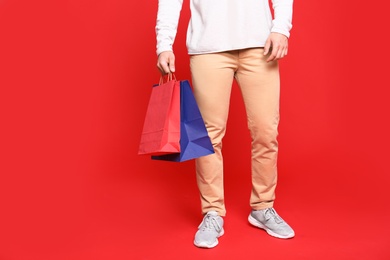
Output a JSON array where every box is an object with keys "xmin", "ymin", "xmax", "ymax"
[
  {"xmin": 156, "ymin": 0, "xmax": 183, "ymax": 56},
  {"xmin": 271, "ymin": 0, "xmax": 293, "ymax": 38}
]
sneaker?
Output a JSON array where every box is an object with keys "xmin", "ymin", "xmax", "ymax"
[
  {"xmin": 194, "ymin": 211, "xmax": 224, "ymax": 248},
  {"xmin": 248, "ymin": 208, "xmax": 295, "ymax": 239}
]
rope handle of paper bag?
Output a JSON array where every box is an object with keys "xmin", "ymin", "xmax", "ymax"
[{"xmin": 159, "ymin": 73, "xmax": 177, "ymax": 85}]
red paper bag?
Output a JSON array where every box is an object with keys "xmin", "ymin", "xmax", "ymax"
[{"xmin": 138, "ymin": 78, "xmax": 180, "ymax": 155}]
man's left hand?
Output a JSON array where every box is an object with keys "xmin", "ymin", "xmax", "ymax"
[{"xmin": 264, "ymin": 32, "xmax": 289, "ymax": 62}]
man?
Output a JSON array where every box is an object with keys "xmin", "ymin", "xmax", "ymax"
[{"xmin": 155, "ymin": 0, "xmax": 295, "ymax": 248}]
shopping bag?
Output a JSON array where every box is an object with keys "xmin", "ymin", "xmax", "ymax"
[
  {"xmin": 138, "ymin": 77, "xmax": 180, "ymax": 155},
  {"xmin": 152, "ymin": 80, "xmax": 215, "ymax": 162}
]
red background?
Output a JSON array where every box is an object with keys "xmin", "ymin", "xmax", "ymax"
[{"xmin": 1, "ymin": 1, "xmax": 389, "ymax": 259}]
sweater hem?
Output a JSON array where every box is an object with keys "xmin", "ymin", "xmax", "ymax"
[{"xmin": 187, "ymin": 44, "xmax": 267, "ymax": 55}]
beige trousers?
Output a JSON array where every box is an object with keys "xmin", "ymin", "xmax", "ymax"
[{"xmin": 190, "ymin": 48, "xmax": 280, "ymax": 216}]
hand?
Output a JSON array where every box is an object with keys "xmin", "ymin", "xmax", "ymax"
[
  {"xmin": 264, "ymin": 32, "xmax": 289, "ymax": 62},
  {"xmin": 157, "ymin": 51, "xmax": 176, "ymax": 75}
]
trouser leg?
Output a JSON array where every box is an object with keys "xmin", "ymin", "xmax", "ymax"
[
  {"xmin": 190, "ymin": 52, "xmax": 237, "ymax": 216},
  {"xmin": 235, "ymin": 48, "xmax": 280, "ymax": 210}
]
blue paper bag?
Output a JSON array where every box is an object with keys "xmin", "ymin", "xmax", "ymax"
[{"xmin": 152, "ymin": 80, "xmax": 214, "ymax": 162}]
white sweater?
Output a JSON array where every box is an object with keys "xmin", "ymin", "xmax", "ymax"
[{"xmin": 156, "ymin": 0, "xmax": 293, "ymax": 55}]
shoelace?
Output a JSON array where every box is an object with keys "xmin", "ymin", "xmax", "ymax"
[
  {"xmin": 200, "ymin": 214, "xmax": 222, "ymax": 232},
  {"xmin": 264, "ymin": 208, "xmax": 283, "ymax": 224}
]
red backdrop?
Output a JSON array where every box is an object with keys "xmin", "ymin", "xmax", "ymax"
[{"xmin": 1, "ymin": 1, "xmax": 389, "ymax": 259}]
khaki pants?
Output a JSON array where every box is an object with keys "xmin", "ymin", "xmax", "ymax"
[{"xmin": 190, "ymin": 48, "xmax": 280, "ymax": 216}]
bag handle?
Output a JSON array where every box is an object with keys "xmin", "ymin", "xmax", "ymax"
[{"xmin": 159, "ymin": 73, "xmax": 176, "ymax": 85}]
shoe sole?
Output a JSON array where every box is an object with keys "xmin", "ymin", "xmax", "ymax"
[
  {"xmin": 193, "ymin": 228, "xmax": 224, "ymax": 248},
  {"xmin": 248, "ymin": 215, "xmax": 294, "ymax": 239}
]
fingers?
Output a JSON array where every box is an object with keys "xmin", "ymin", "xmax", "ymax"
[
  {"xmin": 263, "ymin": 38, "xmax": 272, "ymax": 56},
  {"xmin": 266, "ymin": 45, "xmax": 288, "ymax": 62},
  {"xmin": 157, "ymin": 58, "xmax": 173, "ymax": 74},
  {"xmin": 157, "ymin": 51, "xmax": 175, "ymax": 75},
  {"xmin": 266, "ymin": 47, "xmax": 277, "ymax": 62}
]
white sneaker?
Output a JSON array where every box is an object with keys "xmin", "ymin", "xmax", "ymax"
[
  {"xmin": 248, "ymin": 208, "xmax": 295, "ymax": 239},
  {"xmin": 194, "ymin": 211, "xmax": 224, "ymax": 248}
]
